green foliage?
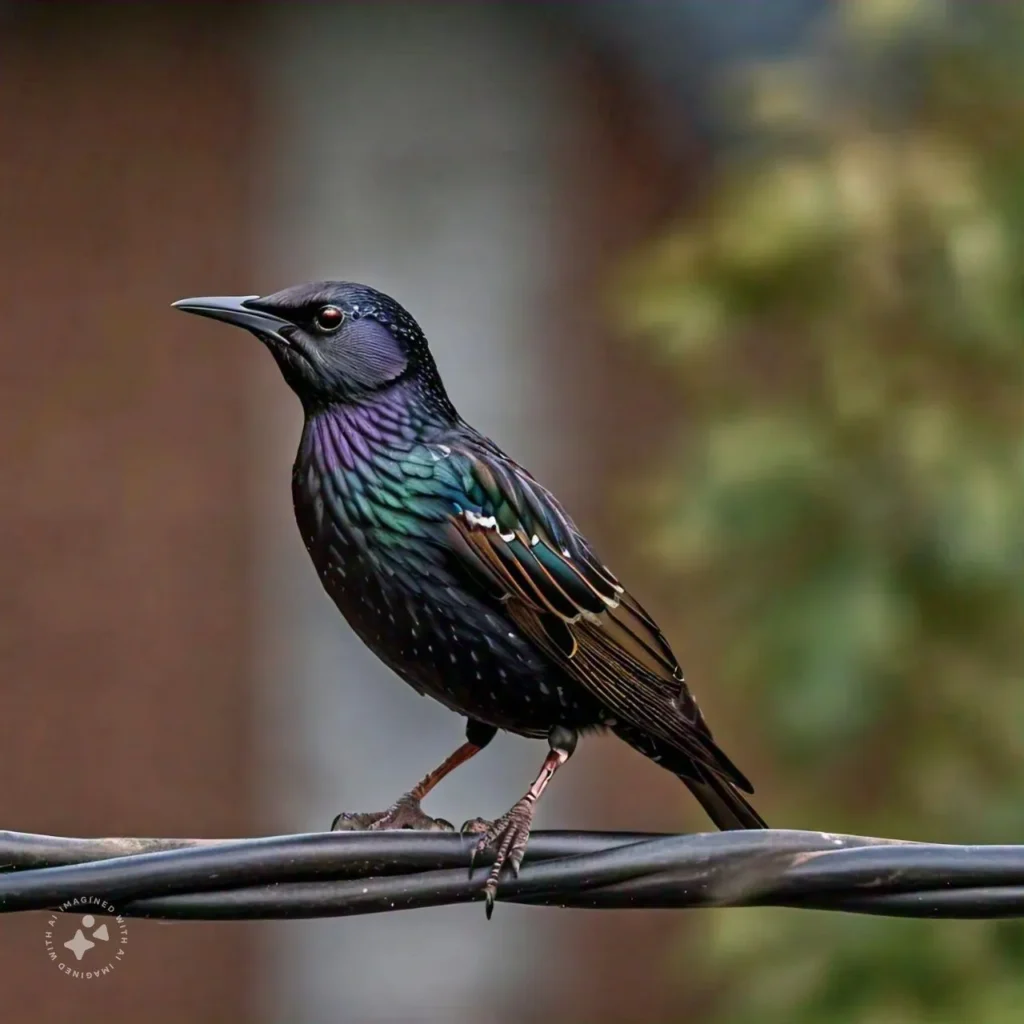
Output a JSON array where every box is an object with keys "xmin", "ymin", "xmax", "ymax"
[{"xmin": 619, "ymin": 1, "xmax": 1024, "ymax": 1020}]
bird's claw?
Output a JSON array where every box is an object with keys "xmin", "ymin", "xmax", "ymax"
[
  {"xmin": 461, "ymin": 799, "xmax": 535, "ymax": 918},
  {"xmin": 460, "ymin": 817, "xmax": 492, "ymax": 876},
  {"xmin": 331, "ymin": 793, "xmax": 454, "ymax": 832}
]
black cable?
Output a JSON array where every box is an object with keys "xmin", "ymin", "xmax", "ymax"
[{"xmin": 2, "ymin": 828, "xmax": 1023, "ymax": 921}]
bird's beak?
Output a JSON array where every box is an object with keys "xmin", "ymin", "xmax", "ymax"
[{"xmin": 172, "ymin": 295, "xmax": 292, "ymax": 345}]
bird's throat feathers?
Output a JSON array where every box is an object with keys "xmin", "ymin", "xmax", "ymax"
[{"xmin": 299, "ymin": 381, "xmax": 454, "ymax": 479}]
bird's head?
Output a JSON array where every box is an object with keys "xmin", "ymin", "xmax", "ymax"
[{"xmin": 173, "ymin": 281, "xmax": 447, "ymax": 411}]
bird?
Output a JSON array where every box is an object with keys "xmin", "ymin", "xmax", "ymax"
[{"xmin": 173, "ymin": 281, "xmax": 767, "ymax": 916}]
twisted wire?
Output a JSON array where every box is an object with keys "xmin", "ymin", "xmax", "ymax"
[{"xmin": 2, "ymin": 828, "xmax": 1022, "ymax": 920}]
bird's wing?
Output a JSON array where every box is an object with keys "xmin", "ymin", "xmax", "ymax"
[{"xmin": 439, "ymin": 441, "xmax": 752, "ymax": 792}]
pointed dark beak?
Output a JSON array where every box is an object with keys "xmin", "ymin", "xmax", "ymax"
[{"xmin": 172, "ymin": 295, "xmax": 292, "ymax": 345}]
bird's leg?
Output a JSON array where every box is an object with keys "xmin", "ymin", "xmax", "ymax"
[
  {"xmin": 463, "ymin": 725, "xmax": 577, "ymax": 918},
  {"xmin": 331, "ymin": 720, "xmax": 497, "ymax": 833}
]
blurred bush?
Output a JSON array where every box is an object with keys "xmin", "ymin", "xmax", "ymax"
[{"xmin": 618, "ymin": 1, "xmax": 1024, "ymax": 1020}]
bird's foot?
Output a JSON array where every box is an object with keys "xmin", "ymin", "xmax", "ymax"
[
  {"xmin": 331, "ymin": 793, "xmax": 454, "ymax": 832},
  {"xmin": 462, "ymin": 797, "xmax": 536, "ymax": 918}
]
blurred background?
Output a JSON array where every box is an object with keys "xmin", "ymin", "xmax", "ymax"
[{"xmin": 3, "ymin": 1, "xmax": 1024, "ymax": 1022}]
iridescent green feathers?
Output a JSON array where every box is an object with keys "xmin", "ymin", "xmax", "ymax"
[
  {"xmin": 438, "ymin": 441, "xmax": 755, "ymax": 797},
  {"xmin": 301, "ymin": 395, "xmax": 755, "ymax": 799},
  {"xmin": 178, "ymin": 280, "xmax": 766, "ymax": 832}
]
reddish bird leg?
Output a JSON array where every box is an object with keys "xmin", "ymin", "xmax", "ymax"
[
  {"xmin": 332, "ymin": 720, "xmax": 497, "ymax": 832},
  {"xmin": 464, "ymin": 725, "xmax": 577, "ymax": 917}
]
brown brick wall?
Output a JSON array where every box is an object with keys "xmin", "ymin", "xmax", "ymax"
[{"xmin": 0, "ymin": 7, "xmax": 257, "ymax": 1021}]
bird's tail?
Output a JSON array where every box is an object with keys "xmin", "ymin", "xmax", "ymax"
[
  {"xmin": 613, "ymin": 725, "xmax": 768, "ymax": 831},
  {"xmin": 683, "ymin": 767, "xmax": 768, "ymax": 831}
]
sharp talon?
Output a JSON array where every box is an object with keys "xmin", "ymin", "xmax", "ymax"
[
  {"xmin": 468, "ymin": 834, "xmax": 488, "ymax": 878},
  {"xmin": 483, "ymin": 860, "xmax": 504, "ymax": 918},
  {"xmin": 331, "ymin": 812, "xmax": 376, "ymax": 832},
  {"xmin": 508, "ymin": 835, "xmax": 530, "ymax": 878},
  {"xmin": 464, "ymin": 801, "xmax": 536, "ymax": 915}
]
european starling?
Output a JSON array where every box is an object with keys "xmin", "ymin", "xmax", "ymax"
[{"xmin": 174, "ymin": 282, "xmax": 767, "ymax": 916}]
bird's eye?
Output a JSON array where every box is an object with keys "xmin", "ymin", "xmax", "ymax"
[{"xmin": 313, "ymin": 305, "xmax": 345, "ymax": 333}]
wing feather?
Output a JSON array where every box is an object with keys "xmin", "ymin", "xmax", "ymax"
[{"xmin": 444, "ymin": 443, "xmax": 751, "ymax": 792}]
